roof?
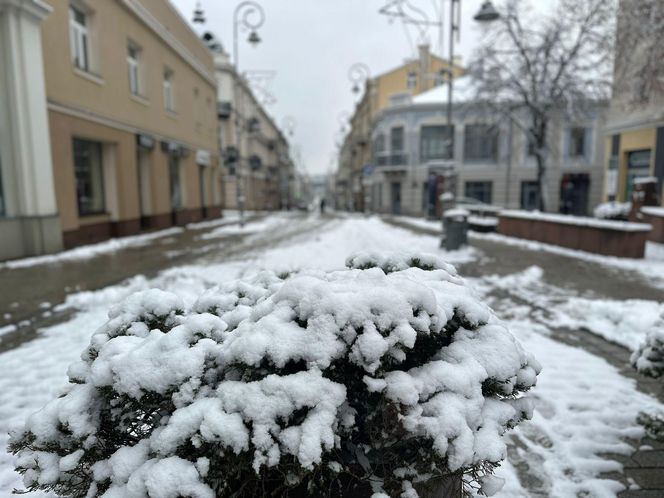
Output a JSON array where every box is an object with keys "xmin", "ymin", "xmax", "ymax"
[{"xmin": 412, "ymin": 75, "xmax": 478, "ymax": 105}]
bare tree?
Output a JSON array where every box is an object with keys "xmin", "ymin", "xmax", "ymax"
[
  {"xmin": 470, "ymin": 0, "xmax": 615, "ymax": 211},
  {"xmin": 612, "ymin": 0, "xmax": 664, "ymax": 108}
]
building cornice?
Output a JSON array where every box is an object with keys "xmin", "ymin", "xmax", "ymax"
[
  {"xmin": 0, "ymin": 0, "xmax": 52, "ymax": 21},
  {"xmin": 118, "ymin": 0, "xmax": 216, "ymax": 87},
  {"xmin": 48, "ymin": 99, "xmax": 218, "ymax": 156}
]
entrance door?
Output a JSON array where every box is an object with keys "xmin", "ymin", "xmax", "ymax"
[
  {"xmin": 559, "ymin": 173, "xmax": 590, "ymax": 215},
  {"xmin": 169, "ymin": 155, "xmax": 182, "ymax": 211},
  {"xmin": 391, "ymin": 182, "xmax": 401, "ymax": 214}
]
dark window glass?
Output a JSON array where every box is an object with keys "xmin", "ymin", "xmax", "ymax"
[
  {"xmin": 520, "ymin": 181, "xmax": 539, "ymax": 210},
  {"xmin": 464, "ymin": 124, "xmax": 499, "ymax": 161},
  {"xmin": 625, "ymin": 149, "xmax": 652, "ymax": 199},
  {"xmin": 373, "ymin": 134, "xmax": 386, "ymax": 165},
  {"xmin": 73, "ymin": 138, "xmax": 105, "ymax": 216},
  {"xmin": 464, "ymin": 181, "xmax": 492, "ymax": 204},
  {"xmin": 568, "ymin": 127, "xmax": 587, "ymax": 157},
  {"xmin": 169, "ymin": 155, "xmax": 182, "ymax": 209},
  {"xmin": 390, "ymin": 127, "xmax": 404, "ymax": 152},
  {"xmin": 420, "ymin": 125, "xmax": 454, "ymax": 161}
]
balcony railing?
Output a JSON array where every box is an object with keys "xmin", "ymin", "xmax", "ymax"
[{"xmin": 374, "ymin": 153, "xmax": 409, "ymax": 167}]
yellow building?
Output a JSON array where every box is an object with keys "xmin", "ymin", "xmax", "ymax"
[
  {"xmin": 0, "ymin": 0, "xmax": 222, "ymax": 259},
  {"xmin": 338, "ymin": 45, "xmax": 463, "ymax": 211},
  {"xmin": 603, "ymin": 0, "xmax": 664, "ymax": 205}
]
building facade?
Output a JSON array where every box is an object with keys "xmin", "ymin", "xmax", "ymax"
[
  {"xmin": 207, "ymin": 35, "xmax": 295, "ymax": 213},
  {"xmin": 603, "ymin": 0, "xmax": 664, "ymax": 204},
  {"xmin": 366, "ymin": 83, "xmax": 607, "ymax": 217},
  {"xmin": 335, "ymin": 45, "xmax": 463, "ymax": 211},
  {"xmin": 0, "ymin": 0, "xmax": 222, "ymax": 260}
]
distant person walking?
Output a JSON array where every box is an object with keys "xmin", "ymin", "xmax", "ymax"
[{"xmin": 320, "ymin": 198, "xmax": 326, "ymax": 214}]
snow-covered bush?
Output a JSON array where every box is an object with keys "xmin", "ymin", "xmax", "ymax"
[
  {"xmin": 631, "ymin": 329, "xmax": 664, "ymax": 378},
  {"xmin": 631, "ymin": 329, "xmax": 664, "ymax": 441},
  {"xmin": 593, "ymin": 201, "xmax": 631, "ymax": 220},
  {"xmin": 10, "ymin": 253, "xmax": 541, "ymax": 497}
]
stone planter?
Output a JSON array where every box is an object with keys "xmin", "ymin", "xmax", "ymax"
[{"xmin": 497, "ymin": 210, "xmax": 652, "ymax": 258}]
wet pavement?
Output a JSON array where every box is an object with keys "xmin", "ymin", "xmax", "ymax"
[{"xmin": 0, "ymin": 213, "xmax": 266, "ymax": 352}]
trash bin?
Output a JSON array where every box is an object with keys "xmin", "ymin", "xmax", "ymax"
[{"xmin": 441, "ymin": 208, "xmax": 469, "ymax": 250}]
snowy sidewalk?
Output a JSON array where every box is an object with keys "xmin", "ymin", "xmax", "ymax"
[
  {"xmin": 386, "ymin": 215, "xmax": 664, "ymax": 497},
  {"xmin": 0, "ymin": 213, "xmax": 663, "ymax": 497}
]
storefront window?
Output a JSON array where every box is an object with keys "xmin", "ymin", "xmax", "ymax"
[
  {"xmin": 625, "ymin": 149, "xmax": 652, "ymax": 199},
  {"xmin": 169, "ymin": 155, "xmax": 182, "ymax": 209},
  {"xmin": 73, "ymin": 138, "xmax": 105, "ymax": 216}
]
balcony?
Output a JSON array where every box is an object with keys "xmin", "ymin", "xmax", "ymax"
[{"xmin": 374, "ymin": 153, "xmax": 409, "ymax": 168}]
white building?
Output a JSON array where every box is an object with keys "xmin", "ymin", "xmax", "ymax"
[{"xmin": 366, "ymin": 76, "xmax": 608, "ymax": 217}]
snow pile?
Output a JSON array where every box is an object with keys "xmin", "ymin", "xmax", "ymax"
[
  {"xmin": 594, "ymin": 202, "xmax": 631, "ymax": 220},
  {"xmin": 9, "ymin": 253, "xmax": 540, "ymax": 497}
]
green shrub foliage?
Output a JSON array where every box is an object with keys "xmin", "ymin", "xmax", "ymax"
[{"xmin": 10, "ymin": 253, "xmax": 540, "ymax": 497}]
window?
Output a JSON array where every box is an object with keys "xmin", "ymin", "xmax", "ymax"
[
  {"xmin": 464, "ymin": 124, "xmax": 498, "ymax": 161},
  {"xmin": 73, "ymin": 139, "xmax": 105, "ymax": 216},
  {"xmin": 625, "ymin": 149, "xmax": 652, "ymax": 199},
  {"xmin": 465, "ymin": 181, "xmax": 492, "ymax": 204},
  {"xmin": 169, "ymin": 155, "xmax": 182, "ymax": 209},
  {"xmin": 163, "ymin": 69, "xmax": 175, "ymax": 111},
  {"xmin": 373, "ymin": 134, "xmax": 386, "ymax": 165},
  {"xmin": 520, "ymin": 181, "xmax": 539, "ymax": 210},
  {"xmin": 407, "ymin": 71, "xmax": 417, "ymax": 90},
  {"xmin": 69, "ymin": 5, "xmax": 89, "ymax": 71},
  {"xmin": 420, "ymin": 125, "xmax": 454, "ymax": 161},
  {"xmin": 127, "ymin": 43, "xmax": 141, "ymax": 96},
  {"xmin": 568, "ymin": 127, "xmax": 587, "ymax": 158},
  {"xmin": 390, "ymin": 126, "xmax": 405, "ymax": 165},
  {"xmin": 390, "ymin": 127, "xmax": 404, "ymax": 152}
]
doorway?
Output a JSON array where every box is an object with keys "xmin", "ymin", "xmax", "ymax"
[
  {"xmin": 559, "ymin": 173, "xmax": 590, "ymax": 215},
  {"xmin": 391, "ymin": 181, "xmax": 401, "ymax": 214}
]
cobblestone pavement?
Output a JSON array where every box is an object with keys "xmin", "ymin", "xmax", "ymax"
[{"xmin": 384, "ymin": 215, "xmax": 664, "ymax": 497}]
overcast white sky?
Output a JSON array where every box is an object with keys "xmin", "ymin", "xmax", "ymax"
[{"xmin": 170, "ymin": 0, "xmax": 547, "ymax": 176}]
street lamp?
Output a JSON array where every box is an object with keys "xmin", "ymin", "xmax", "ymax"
[
  {"xmin": 348, "ymin": 63, "xmax": 370, "ymax": 95},
  {"xmin": 233, "ymin": 1, "xmax": 265, "ymax": 227},
  {"xmin": 192, "ymin": 1, "xmax": 206, "ymax": 24},
  {"xmin": 474, "ymin": 1, "xmax": 500, "ymax": 22}
]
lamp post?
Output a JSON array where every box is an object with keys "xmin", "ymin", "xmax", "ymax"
[
  {"xmin": 348, "ymin": 63, "xmax": 370, "ymax": 95},
  {"xmin": 233, "ymin": 1, "xmax": 265, "ymax": 227},
  {"xmin": 424, "ymin": 0, "xmax": 499, "ymax": 218}
]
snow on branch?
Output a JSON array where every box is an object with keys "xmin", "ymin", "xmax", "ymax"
[{"xmin": 10, "ymin": 253, "xmax": 540, "ymax": 497}]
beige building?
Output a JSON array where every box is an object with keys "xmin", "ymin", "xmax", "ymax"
[
  {"xmin": 206, "ymin": 34, "xmax": 295, "ymax": 212},
  {"xmin": 336, "ymin": 45, "xmax": 463, "ymax": 210},
  {"xmin": 0, "ymin": 0, "xmax": 222, "ymax": 260}
]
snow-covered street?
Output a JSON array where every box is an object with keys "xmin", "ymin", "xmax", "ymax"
[{"xmin": 1, "ymin": 213, "xmax": 663, "ymax": 497}]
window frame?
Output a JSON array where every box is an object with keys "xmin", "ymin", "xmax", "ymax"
[
  {"xmin": 69, "ymin": 4, "xmax": 90, "ymax": 72},
  {"xmin": 420, "ymin": 125, "xmax": 454, "ymax": 162},
  {"xmin": 464, "ymin": 123, "xmax": 499, "ymax": 162},
  {"xmin": 73, "ymin": 138, "xmax": 106, "ymax": 217},
  {"xmin": 464, "ymin": 181, "xmax": 493, "ymax": 204},
  {"xmin": 568, "ymin": 127, "xmax": 588, "ymax": 158},
  {"xmin": 127, "ymin": 42, "xmax": 142, "ymax": 96},
  {"xmin": 407, "ymin": 71, "xmax": 417, "ymax": 90},
  {"xmin": 163, "ymin": 68, "xmax": 176, "ymax": 112}
]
